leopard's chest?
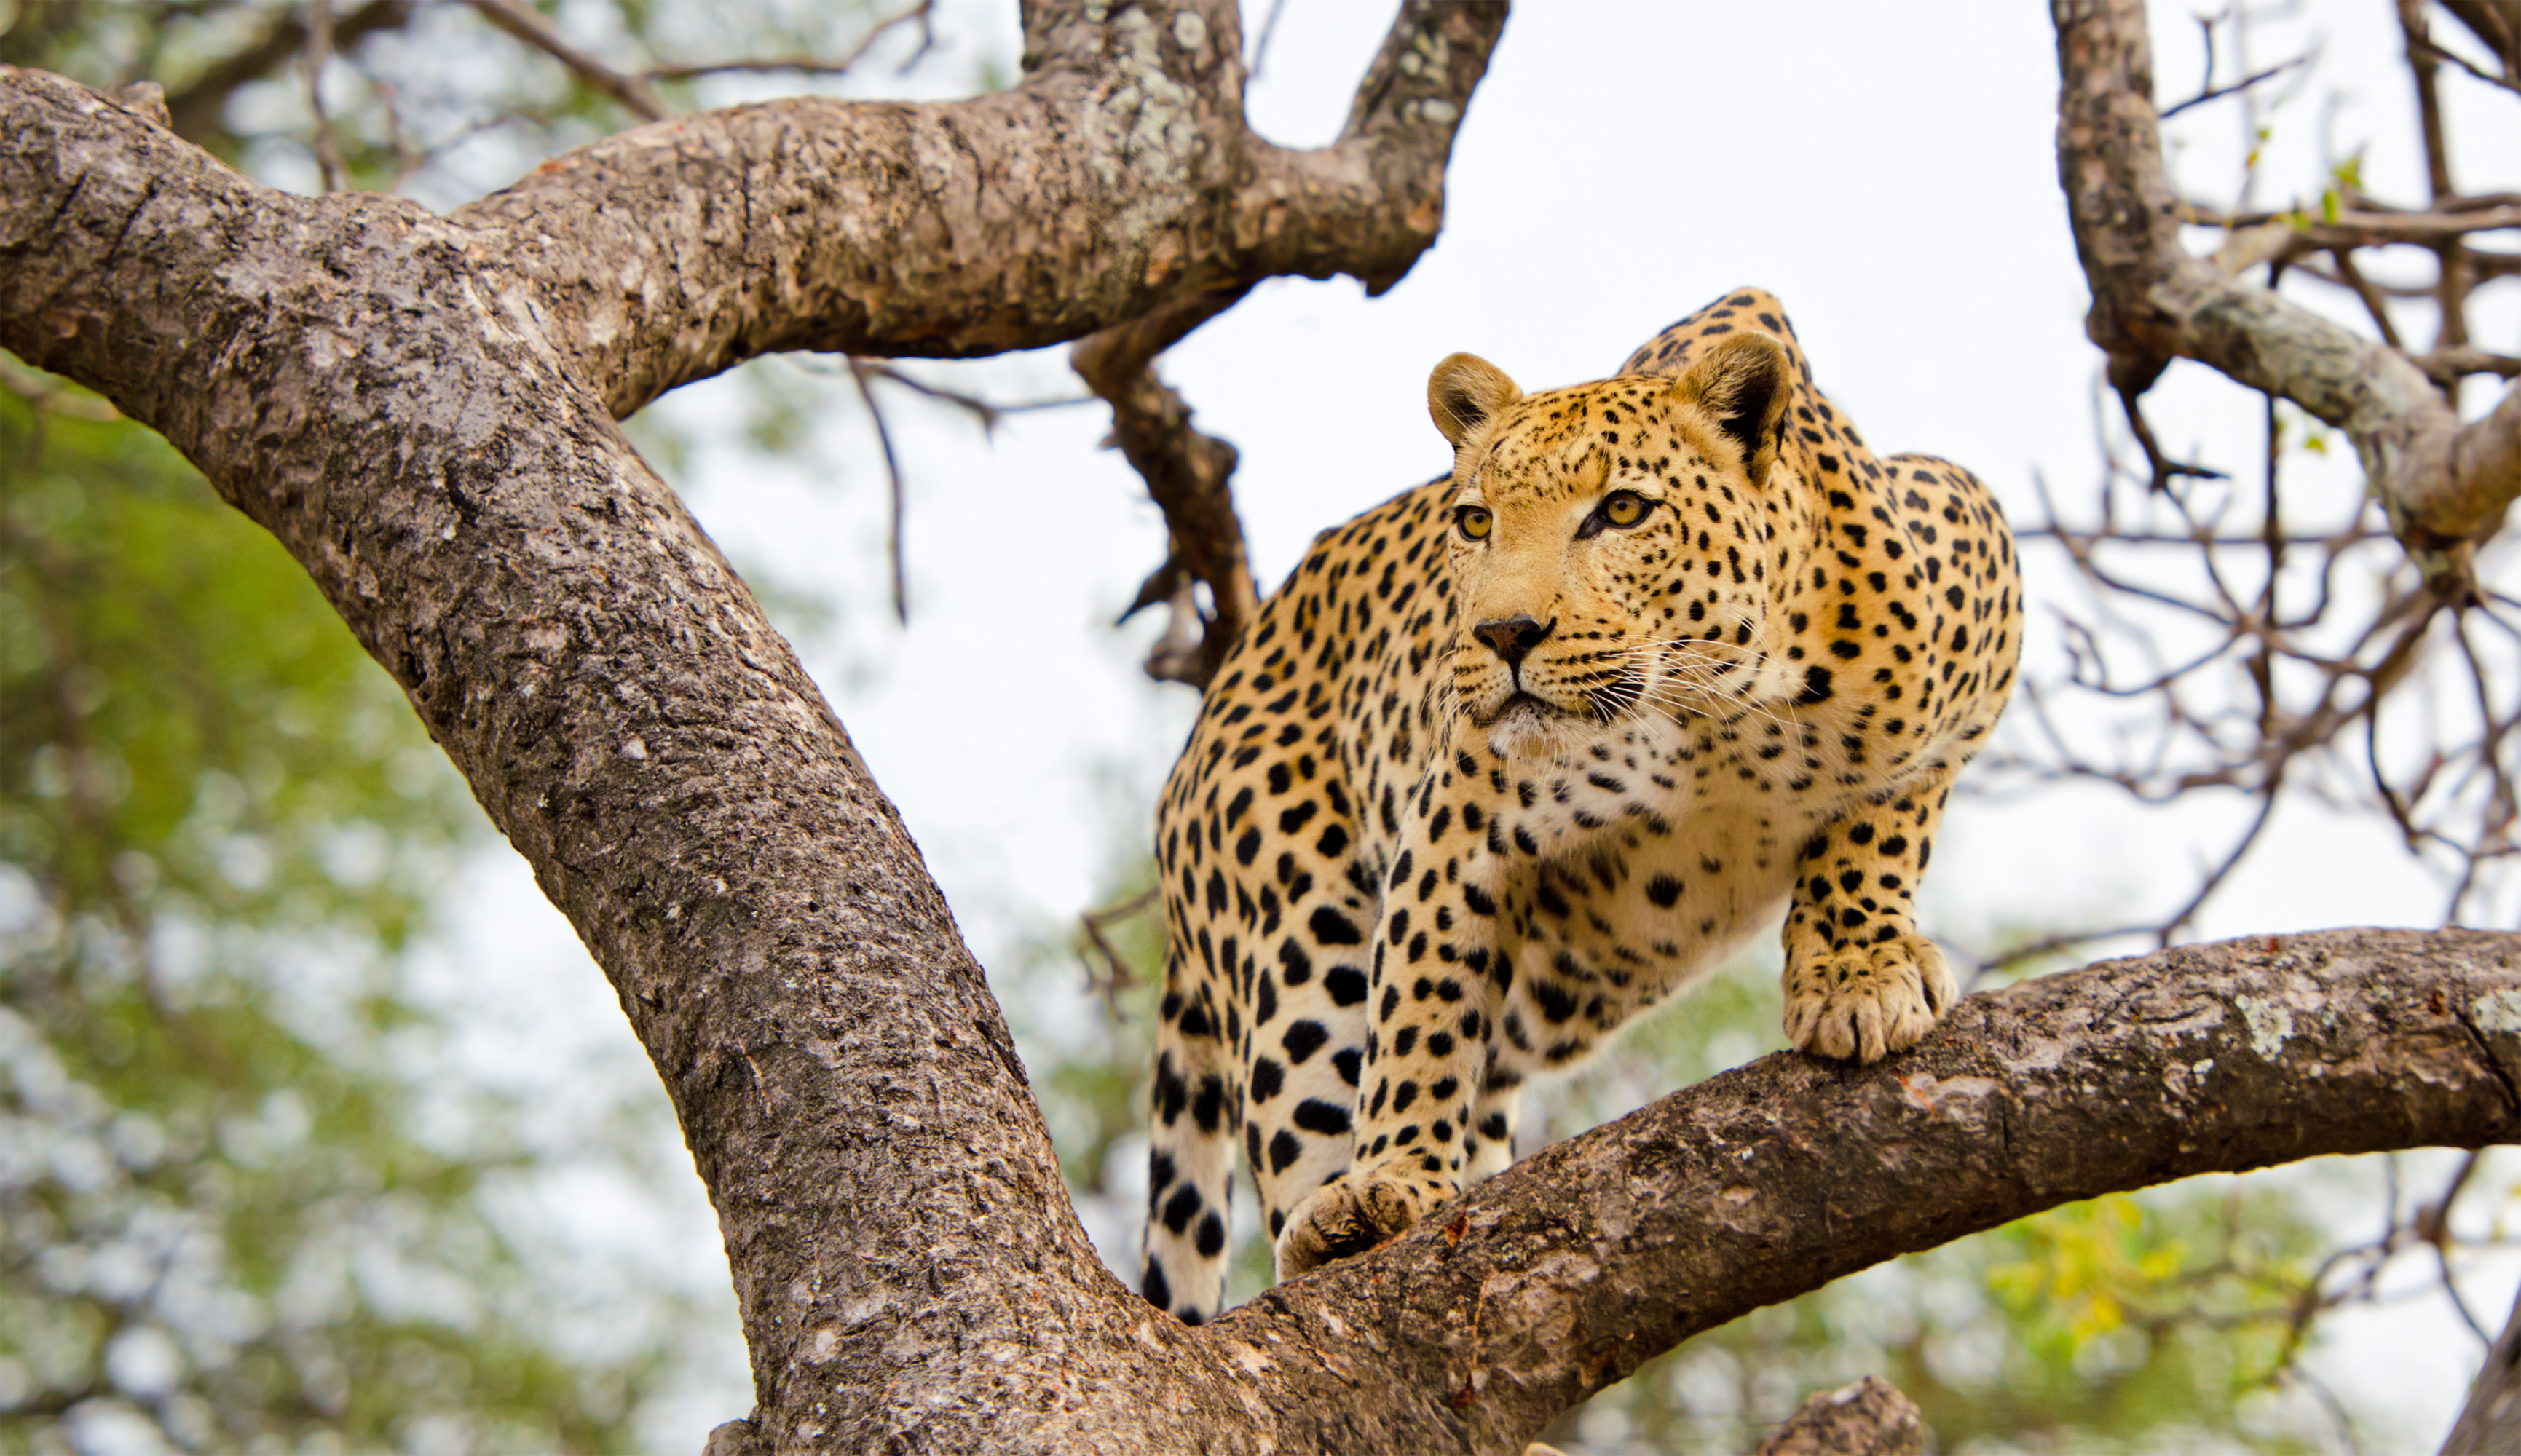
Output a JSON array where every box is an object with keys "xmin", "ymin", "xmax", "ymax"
[{"xmin": 1477, "ymin": 726, "xmax": 1834, "ymax": 1067}]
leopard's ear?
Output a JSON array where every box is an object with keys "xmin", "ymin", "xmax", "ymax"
[
  {"xmin": 1669, "ymin": 331, "xmax": 1793, "ymax": 485},
  {"xmin": 1429, "ymin": 353, "xmax": 1523, "ymax": 448}
]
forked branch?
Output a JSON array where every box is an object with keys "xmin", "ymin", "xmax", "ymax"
[
  {"xmin": 2054, "ymin": 0, "xmax": 2521, "ymax": 588},
  {"xmin": 0, "ymin": 4, "xmax": 1505, "ymax": 1445}
]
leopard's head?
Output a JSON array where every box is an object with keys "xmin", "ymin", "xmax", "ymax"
[{"xmin": 1429, "ymin": 332, "xmax": 1801, "ymax": 756}]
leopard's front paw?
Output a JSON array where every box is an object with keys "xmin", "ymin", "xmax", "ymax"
[
  {"xmin": 1782, "ymin": 933, "xmax": 1955, "ymax": 1064},
  {"xmin": 1276, "ymin": 1161, "xmax": 1456, "ymax": 1277}
]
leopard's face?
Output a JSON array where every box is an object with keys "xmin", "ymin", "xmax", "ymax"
[{"xmin": 1429, "ymin": 336, "xmax": 1801, "ymax": 756}]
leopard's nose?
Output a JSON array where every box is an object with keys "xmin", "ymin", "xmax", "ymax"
[{"xmin": 1472, "ymin": 614, "xmax": 1553, "ymax": 665}]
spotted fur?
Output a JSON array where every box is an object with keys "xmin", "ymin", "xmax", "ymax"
[{"xmin": 1138, "ymin": 289, "xmax": 2021, "ymax": 1323}]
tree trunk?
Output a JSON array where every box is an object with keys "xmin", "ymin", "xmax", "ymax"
[{"xmin": 8, "ymin": 4, "xmax": 2521, "ymax": 1449}]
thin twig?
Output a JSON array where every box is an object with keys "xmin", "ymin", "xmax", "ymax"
[
  {"xmin": 1078, "ymin": 885, "xmax": 1158, "ymax": 1017},
  {"xmin": 2414, "ymin": 32, "xmax": 2521, "ymax": 97},
  {"xmin": 851, "ymin": 360, "xmax": 1092, "ymax": 433},
  {"xmin": 2115, "ymin": 380, "xmax": 2230, "ymax": 492},
  {"xmin": 301, "ymin": 0, "xmax": 347, "ymax": 191},
  {"xmin": 646, "ymin": 0, "xmax": 938, "ymax": 82},
  {"xmin": 459, "ymin": 0, "xmax": 666, "ymax": 120},
  {"xmin": 1249, "ymin": 0, "xmax": 1293, "ymax": 82},
  {"xmin": 2160, "ymin": 55, "xmax": 2307, "ymax": 119},
  {"xmin": 845, "ymin": 357, "xmax": 910, "ymax": 626}
]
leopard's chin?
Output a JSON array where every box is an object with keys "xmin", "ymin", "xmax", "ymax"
[{"xmin": 1475, "ymin": 692, "xmax": 1579, "ymax": 759}]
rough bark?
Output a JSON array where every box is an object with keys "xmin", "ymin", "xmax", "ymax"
[
  {"xmin": 1, "ymin": 5, "xmax": 1503, "ymax": 1445},
  {"xmin": 9, "ymin": 5, "xmax": 2521, "ymax": 1452},
  {"xmin": 1199, "ymin": 928, "xmax": 2521, "ymax": 1450},
  {"xmin": 1751, "ymin": 1378, "xmax": 1925, "ymax": 1456},
  {"xmin": 2052, "ymin": 0, "xmax": 2521, "ymax": 577}
]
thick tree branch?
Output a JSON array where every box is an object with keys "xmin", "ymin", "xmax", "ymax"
[
  {"xmin": 0, "ymin": 6, "xmax": 1502, "ymax": 1444},
  {"xmin": 464, "ymin": 0, "xmax": 1500, "ymax": 417},
  {"xmin": 6, "ymin": 4, "xmax": 1501, "ymax": 422},
  {"xmin": 2052, "ymin": 0, "xmax": 2520, "ymax": 582},
  {"xmin": 1212, "ymin": 928, "xmax": 2521, "ymax": 1452}
]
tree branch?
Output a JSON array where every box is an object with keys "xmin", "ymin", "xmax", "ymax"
[
  {"xmin": 2437, "ymin": 0, "xmax": 2521, "ymax": 74},
  {"xmin": 2053, "ymin": 0, "xmax": 2520, "ymax": 587},
  {"xmin": 1214, "ymin": 927, "xmax": 2521, "ymax": 1451},
  {"xmin": 1072, "ymin": 282, "xmax": 1258, "ymax": 687},
  {"xmin": 0, "ymin": 6, "xmax": 1503, "ymax": 1443},
  {"xmin": 457, "ymin": 0, "xmax": 1502, "ymax": 418}
]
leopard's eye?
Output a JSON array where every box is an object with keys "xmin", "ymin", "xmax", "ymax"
[
  {"xmin": 1601, "ymin": 491, "xmax": 1651, "ymax": 528},
  {"xmin": 1456, "ymin": 505, "xmax": 1493, "ymax": 541}
]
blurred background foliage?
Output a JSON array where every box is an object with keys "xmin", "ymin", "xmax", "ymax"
[
  {"xmin": 0, "ymin": 0, "xmax": 941, "ymax": 1447},
  {"xmin": 0, "ymin": 368, "xmax": 700, "ymax": 1446}
]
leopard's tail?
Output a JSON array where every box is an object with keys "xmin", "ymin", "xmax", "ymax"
[{"xmin": 1141, "ymin": 954, "xmax": 1235, "ymax": 1325}]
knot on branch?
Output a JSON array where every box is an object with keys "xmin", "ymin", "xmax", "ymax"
[{"xmin": 1751, "ymin": 1377, "xmax": 1926, "ymax": 1456}]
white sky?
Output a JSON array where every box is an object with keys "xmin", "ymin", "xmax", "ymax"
[{"xmin": 409, "ymin": 2, "xmax": 2521, "ymax": 1449}]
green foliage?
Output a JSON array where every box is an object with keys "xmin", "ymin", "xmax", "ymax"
[{"xmin": 0, "ymin": 375, "xmax": 685, "ymax": 1449}]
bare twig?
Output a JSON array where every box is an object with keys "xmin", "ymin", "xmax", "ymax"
[
  {"xmin": 2441, "ymin": 1280, "xmax": 2521, "ymax": 1455},
  {"xmin": 1078, "ymin": 885, "xmax": 1157, "ymax": 1017},
  {"xmin": 2423, "ymin": 33, "xmax": 2521, "ymax": 94},
  {"xmin": 1072, "ymin": 285, "xmax": 1260, "ymax": 688},
  {"xmin": 845, "ymin": 357, "xmax": 910, "ymax": 626},
  {"xmin": 2327, "ymin": 248, "xmax": 2403, "ymax": 350},
  {"xmin": 301, "ymin": 0, "xmax": 347, "ymax": 191},
  {"xmin": 2415, "ymin": 1151, "xmax": 2492, "ymax": 1344},
  {"xmin": 2116, "ymin": 381, "xmax": 2230, "ymax": 492},
  {"xmin": 850, "ymin": 361, "xmax": 1092, "ymax": 432},
  {"xmin": 1248, "ymin": 0, "xmax": 1293, "ymax": 81},
  {"xmin": 2182, "ymin": 199, "xmax": 2521, "ymax": 248},
  {"xmin": 2160, "ymin": 55, "xmax": 2306, "ymax": 119},
  {"xmin": 458, "ymin": 0, "xmax": 666, "ymax": 121},
  {"xmin": 645, "ymin": 0, "xmax": 938, "ymax": 82}
]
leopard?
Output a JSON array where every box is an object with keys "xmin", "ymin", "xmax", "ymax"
[{"xmin": 1137, "ymin": 288, "xmax": 2021, "ymax": 1325}]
